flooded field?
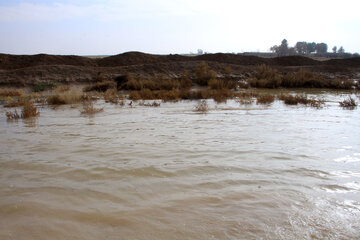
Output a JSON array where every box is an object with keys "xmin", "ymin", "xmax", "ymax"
[{"xmin": 1, "ymin": 90, "xmax": 360, "ymax": 239}]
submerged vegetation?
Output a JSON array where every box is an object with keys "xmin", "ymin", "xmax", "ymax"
[
  {"xmin": 6, "ymin": 100, "xmax": 39, "ymax": 120},
  {"xmin": 194, "ymin": 100, "xmax": 209, "ymax": 113},
  {"xmin": 339, "ymin": 97, "xmax": 357, "ymax": 109},
  {"xmin": 80, "ymin": 100, "xmax": 104, "ymax": 115},
  {"xmin": 1, "ymin": 61, "xmax": 359, "ymax": 120}
]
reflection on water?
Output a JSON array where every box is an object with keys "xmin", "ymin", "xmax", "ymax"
[{"xmin": 0, "ymin": 92, "xmax": 360, "ymax": 240}]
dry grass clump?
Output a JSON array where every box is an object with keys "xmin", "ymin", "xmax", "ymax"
[
  {"xmin": 248, "ymin": 64, "xmax": 282, "ymax": 88},
  {"xmin": 339, "ymin": 97, "xmax": 357, "ymax": 109},
  {"xmin": 21, "ymin": 101, "xmax": 40, "ymax": 118},
  {"xmin": 328, "ymin": 78, "xmax": 354, "ymax": 89},
  {"xmin": 256, "ymin": 94, "xmax": 275, "ymax": 104},
  {"xmin": 104, "ymin": 89, "xmax": 119, "ymax": 104},
  {"xmin": 247, "ymin": 67, "xmax": 355, "ymax": 89},
  {"xmin": 195, "ymin": 62, "xmax": 217, "ymax": 86},
  {"xmin": 209, "ymin": 89, "xmax": 233, "ymax": 103},
  {"xmin": 194, "ymin": 100, "xmax": 209, "ymax": 113},
  {"xmin": 84, "ymin": 81, "xmax": 116, "ymax": 92},
  {"xmin": 0, "ymin": 89, "xmax": 23, "ymax": 97},
  {"xmin": 80, "ymin": 100, "xmax": 104, "ymax": 114},
  {"xmin": 278, "ymin": 94, "xmax": 305, "ymax": 105},
  {"xmin": 6, "ymin": 101, "xmax": 40, "ymax": 120},
  {"xmin": 122, "ymin": 76, "xmax": 182, "ymax": 91},
  {"xmin": 47, "ymin": 90, "xmax": 83, "ymax": 105},
  {"xmin": 278, "ymin": 94, "xmax": 325, "ymax": 108},
  {"xmin": 179, "ymin": 71, "xmax": 193, "ymax": 89}
]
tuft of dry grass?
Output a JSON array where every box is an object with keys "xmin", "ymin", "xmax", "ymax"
[
  {"xmin": 195, "ymin": 62, "xmax": 217, "ymax": 86},
  {"xmin": 194, "ymin": 100, "xmax": 209, "ymax": 113},
  {"xmin": 249, "ymin": 64, "xmax": 282, "ymax": 88},
  {"xmin": 278, "ymin": 94, "xmax": 325, "ymax": 108},
  {"xmin": 21, "ymin": 101, "xmax": 40, "ymax": 118},
  {"xmin": 47, "ymin": 90, "xmax": 83, "ymax": 105},
  {"xmin": 339, "ymin": 97, "xmax": 357, "ymax": 109},
  {"xmin": 80, "ymin": 100, "xmax": 104, "ymax": 114},
  {"xmin": 0, "ymin": 89, "xmax": 23, "ymax": 97},
  {"xmin": 6, "ymin": 100, "xmax": 40, "ymax": 120},
  {"xmin": 104, "ymin": 89, "xmax": 119, "ymax": 104},
  {"xmin": 256, "ymin": 94, "xmax": 275, "ymax": 104}
]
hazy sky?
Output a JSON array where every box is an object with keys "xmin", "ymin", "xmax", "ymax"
[{"xmin": 0, "ymin": 0, "xmax": 359, "ymax": 55}]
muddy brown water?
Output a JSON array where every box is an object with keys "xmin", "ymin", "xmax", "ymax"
[{"xmin": 1, "ymin": 91, "xmax": 360, "ymax": 239}]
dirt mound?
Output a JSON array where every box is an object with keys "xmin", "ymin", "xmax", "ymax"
[
  {"xmin": 97, "ymin": 52, "xmax": 189, "ymax": 67},
  {"xmin": 324, "ymin": 57, "xmax": 360, "ymax": 67},
  {"xmin": 0, "ymin": 54, "xmax": 96, "ymax": 70},
  {"xmin": 194, "ymin": 53, "xmax": 270, "ymax": 65},
  {"xmin": 270, "ymin": 56, "xmax": 320, "ymax": 66}
]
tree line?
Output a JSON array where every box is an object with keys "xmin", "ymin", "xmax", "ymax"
[{"xmin": 270, "ymin": 39, "xmax": 349, "ymax": 56}]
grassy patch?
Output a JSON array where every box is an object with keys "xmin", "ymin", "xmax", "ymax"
[{"xmin": 32, "ymin": 83, "xmax": 56, "ymax": 92}]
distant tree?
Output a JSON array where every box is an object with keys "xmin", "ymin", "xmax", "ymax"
[
  {"xmin": 306, "ymin": 42, "xmax": 316, "ymax": 53},
  {"xmin": 338, "ymin": 46, "xmax": 345, "ymax": 53},
  {"xmin": 295, "ymin": 42, "xmax": 307, "ymax": 54},
  {"xmin": 278, "ymin": 39, "xmax": 289, "ymax": 56},
  {"xmin": 315, "ymin": 43, "xmax": 328, "ymax": 53},
  {"xmin": 197, "ymin": 49, "xmax": 204, "ymax": 55},
  {"xmin": 270, "ymin": 45, "xmax": 279, "ymax": 53},
  {"xmin": 332, "ymin": 46, "xmax": 337, "ymax": 53}
]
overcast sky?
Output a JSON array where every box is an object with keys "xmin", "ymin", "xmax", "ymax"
[{"xmin": 0, "ymin": 0, "xmax": 359, "ymax": 55}]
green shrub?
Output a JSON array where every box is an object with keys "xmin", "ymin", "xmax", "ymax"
[{"xmin": 32, "ymin": 83, "xmax": 55, "ymax": 92}]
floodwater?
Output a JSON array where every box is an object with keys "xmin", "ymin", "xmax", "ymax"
[{"xmin": 1, "ymin": 91, "xmax": 360, "ymax": 240}]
